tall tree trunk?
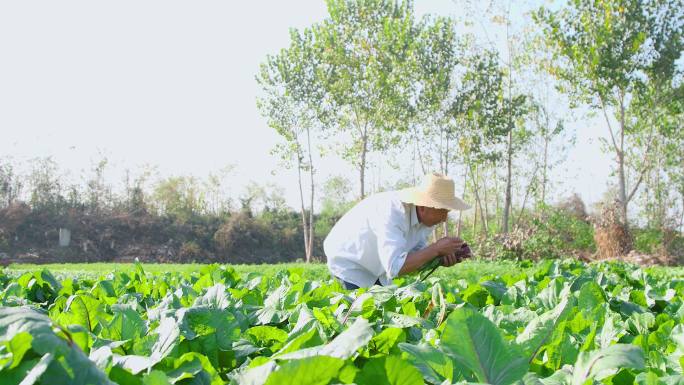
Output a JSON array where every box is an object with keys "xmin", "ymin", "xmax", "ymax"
[
  {"xmin": 296, "ymin": 144, "xmax": 311, "ymax": 263},
  {"xmin": 645, "ymin": 166, "xmax": 653, "ymax": 228},
  {"xmin": 503, "ymin": 128, "xmax": 513, "ymax": 233},
  {"xmin": 502, "ymin": 2, "xmax": 513, "ymax": 234},
  {"xmin": 306, "ymin": 127, "xmax": 315, "ymax": 263},
  {"xmin": 472, "ymin": 202, "xmax": 478, "ymax": 237},
  {"xmin": 360, "ymin": 126, "xmax": 368, "ymax": 200},
  {"xmin": 457, "ymin": 166, "xmax": 468, "ymax": 237},
  {"xmin": 414, "ymin": 130, "xmax": 428, "ymax": 175},
  {"xmin": 495, "ymin": 170, "xmax": 500, "ymax": 220},
  {"xmin": 442, "ymin": 135, "xmax": 450, "ymax": 237},
  {"xmin": 656, "ymin": 153, "xmax": 664, "ymax": 231},
  {"xmin": 483, "ymin": 166, "xmax": 490, "ymax": 234},
  {"xmin": 680, "ymin": 195, "xmax": 684, "ymax": 233},
  {"xmin": 469, "ymin": 165, "xmax": 487, "ymax": 237},
  {"xmin": 514, "ymin": 162, "xmax": 540, "ymax": 228},
  {"xmin": 600, "ymin": 93, "xmax": 632, "ymax": 229},
  {"xmin": 541, "ymin": 134, "xmax": 549, "ymax": 206},
  {"xmin": 618, "ymin": 97, "xmax": 628, "ymax": 227}
]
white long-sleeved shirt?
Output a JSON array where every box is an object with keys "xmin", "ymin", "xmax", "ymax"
[{"xmin": 323, "ymin": 191, "xmax": 434, "ymax": 287}]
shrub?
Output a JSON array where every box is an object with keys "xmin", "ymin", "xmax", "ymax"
[
  {"xmin": 0, "ymin": 201, "xmax": 31, "ymax": 235},
  {"xmin": 213, "ymin": 211, "xmax": 274, "ymax": 261},
  {"xmin": 556, "ymin": 193, "xmax": 588, "ymax": 220},
  {"xmin": 179, "ymin": 241, "xmax": 203, "ymax": 259},
  {"xmin": 481, "ymin": 206, "xmax": 595, "ymax": 260},
  {"xmin": 633, "ymin": 228, "xmax": 664, "ymax": 254},
  {"xmin": 592, "ymin": 202, "xmax": 631, "ymax": 259}
]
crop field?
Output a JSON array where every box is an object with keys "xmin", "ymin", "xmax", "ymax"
[{"xmin": 2, "ymin": 259, "xmax": 684, "ymax": 385}]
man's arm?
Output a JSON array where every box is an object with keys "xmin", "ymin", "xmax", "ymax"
[
  {"xmin": 398, "ymin": 237, "xmax": 464, "ymax": 276},
  {"xmin": 397, "ymin": 244, "xmax": 440, "ymax": 276}
]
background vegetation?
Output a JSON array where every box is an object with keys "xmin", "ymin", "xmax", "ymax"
[{"xmin": 1, "ymin": 0, "xmax": 683, "ymax": 266}]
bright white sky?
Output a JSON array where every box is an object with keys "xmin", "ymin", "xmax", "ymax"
[{"xmin": 0, "ymin": 0, "xmax": 613, "ymax": 211}]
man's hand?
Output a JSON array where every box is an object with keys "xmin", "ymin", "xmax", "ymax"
[
  {"xmin": 399, "ymin": 237, "xmax": 470, "ymax": 276},
  {"xmin": 441, "ymin": 243, "xmax": 472, "ymax": 266},
  {"xmin": 432, "ymin": 236, "xmax": 465, "ymax": 256},
  {"xmin": 441, "ymin": 253, "xmax": 460, "ymax": 267}
]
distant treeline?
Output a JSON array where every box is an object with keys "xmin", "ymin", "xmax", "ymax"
[
  {"xmin": 0, "ymin": 157, "xmax": 353, "ymax": 264},
  {"xmin": 0, "ymin": 156, "xmax": 682, "ymax": 265}
]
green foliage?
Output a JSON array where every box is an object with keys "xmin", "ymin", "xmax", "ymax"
[
  {"xmin": 633, "ymin": 228, "xmax": 665, "ymax": 254},
  {"xmin": 534, "ymin": 0, "xmax": 684, "ymax": 227},
  {"xmin": 482, "ymin": 206, "xmax": 596, "ymax": 260},
  {"xmin": 525, "ymin": 208, "xmax": 595, "ymax": 256},
  {"xmin": 440, "ymin": 307, "xmax": 528, "ymax": 384},
  {"xmin": 152, "ymin": 176, "xmax": 207, "ymax": 224},
  {"xmin": 2, "ymin": 260, "xmax": 684, "ymax": 384}
]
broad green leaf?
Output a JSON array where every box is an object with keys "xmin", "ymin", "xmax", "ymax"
[
  {"xmin": 142, "ymin": 370, "xmax": 173, "ymax": 385},
  {"xmin": 106, "ymin": 315, "xmax": 180, "ymax": 374},
  {"xmin": 667, "ymin": 324, "xmax": 684, "ymax": 373},
  {"xmin": 383, "ymin": 312, "xmax": 424, "ymax": 328},
  {"xmin": 264, "ymin": 356, "xmax": 345, "ymax": 385},
  {"xmin": 272, "ymin": 328, "xmax": 323, "ymax": 357},
  {"xmin": 627, "ymin": 312, "xmax": 656, "ymax": 335},
  {"xmin": 461, "ymin": 284, "xmax": 490, "ymax": 308},
  {"xmin": 38, "ymin": 270, "xmax": 62, "ymax": 294},
  {"xmin": 179, "ymin": 306, "xmax": 240, "ymax": 348},
  {"xmin": 369, "ymin": 327, "xmax": 405, "ymax": 355},
  {"xmin": 17, "ymin": 352, "xmax": 53, "ymax": 385},
  {"xmin": 57, "ymin": 294, "xmax": 106, "ymax": 332},
  {"xmin": 89, "ymin": 346, "xmax": 114, "ymax": 371},
  {"xmin": 276, "ymin": 317, "xmax": 373, "ymax": 360},
  {"xmin": 355, "ymin": 355, "xmax": 423, "ymax": 385},
  {"xmin": 65, "ymin": 324, "xmax": 92, "ymax": 352},
  {"xmin": 535, "ymin": 278, "xmax": 572, "ymax": 311},
  {"xmin": 0, "ymin": 307, "xmax": 115, "ymax": 385},
  {"xmin": 516, "ymin": 297, "xmax": 573, "ymax": 363},
  {"xmin": 112, "ymin": 354, "xmax": 156, "ymax": 375},
  {"xmin": 101, "ymin": 304, "xmax": 147, "ymax": 341},
  {"xmin": 150, "ymin": 316, "xmax": 180, "ymax": 362},
  {"xmin": 178, "ymin": 306, "xmax": 241, "ymax": 370},
  {"xmin": 399, "ymin": 342, "xmax": 458, "ymax": 384},
  {"xmin": 480, "ymin": 280, "xmax": 507, "ymax": 303},
  {"xmin": 577, "ymin": 281, "xmax": 606, "ymax": 311},
  {"xmin": 230, "ymin": 361, "xmax": 278, "ymax": 385},
  {"xmin": 256, "ymin": 285, "xmax": 290, "ymax": 325},
  {"xmin": 167, "ymin": 352, "xmax": 223, "ymax": 385},
  {"xmin": 194, "ymin": 284, "xmax": 231, "ymax": 310},
  {"xmin": 596, "ymin": 312, "xmax": 625, "ymax": 349},
  {"xmin": 246, "ymin": 326, "xmax": 289, "ymax": 346},
  {"xmin": 441, "ymin": 307, "xmax": 528, "ymax": 385},
  {"xmin": 571, "ymin": 344, "xmax": 645, "ymax": 385},
  {"xmin": 3, "ymin": 332, "xmax": 33, "ymax": 370},
  {"xmin": 634, "ymin": 371, "xmax": 667, "ymax": 385},
  {"xmin": 538, "ymin": 367, "xmax": 572, "ymax": 385}
]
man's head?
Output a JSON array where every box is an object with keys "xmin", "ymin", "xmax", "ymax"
[
  {"xmin": 416, "ymin": 206, "xmax": 449, "ymax": 227},
  {"xmin": 399, "ymin": 173, "xmax": 471, "ymax": 212}
]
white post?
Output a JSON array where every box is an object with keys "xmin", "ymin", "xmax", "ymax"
[{"xmin": 59, "ymin": 228, "xmax": 71, "ymax": 247}]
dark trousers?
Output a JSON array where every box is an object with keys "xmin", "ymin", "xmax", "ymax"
[{"xmin": 336, "ymin": 277, "xmax": 382, "ymax": 290}]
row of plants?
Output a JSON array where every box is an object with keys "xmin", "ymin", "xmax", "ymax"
[{"xmin": 2, "ymin": 259, "xmax": 684, "ymax": 384}]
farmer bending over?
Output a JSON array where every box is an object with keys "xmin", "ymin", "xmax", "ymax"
[{"xmin": 324, "ymin": 173, "xmax": 472, "ymax": 290}]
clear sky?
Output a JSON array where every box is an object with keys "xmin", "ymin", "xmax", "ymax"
[{"xmin": 0, "ymin": 1, "xmax": 613, "ymax": 211}]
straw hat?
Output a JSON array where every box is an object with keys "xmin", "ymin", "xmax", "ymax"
[{"xmin": 399, "ymin": 173, "xmax": 471, "ymax": 211}]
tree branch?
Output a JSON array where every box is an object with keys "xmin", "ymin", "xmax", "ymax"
[
  {"xmin": 599, "ymin": 95, "xmax": 620, "ymax": 154},
  {"xmin": 626, "ymin": 127, "xmax": 657, "ymax": 204}
]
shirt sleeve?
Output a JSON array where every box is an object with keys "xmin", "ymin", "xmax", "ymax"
[
  {"xmin": 368, "ymin": 201, "xmax": 409, "ymax": 279},
  {"xmin": 412, "ymin": 236, "xmax": 428, "ymax": 252},
  {"xmin": 391, "ymin": 238, "xmax": 428, "ymax": 275}
]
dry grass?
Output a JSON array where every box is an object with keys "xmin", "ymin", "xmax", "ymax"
[{"xmin": 592, "ymin": 201, "xmax": 632, "ymax": 260}]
